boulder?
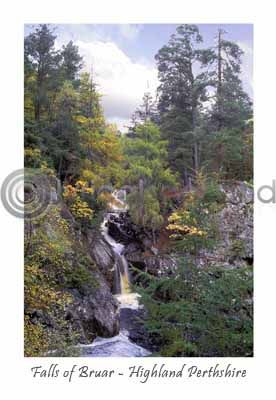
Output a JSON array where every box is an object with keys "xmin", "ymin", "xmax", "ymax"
[
  {"xmin": 66, "ymin": 270, "xmax": 120, "ymax": 342},
  {"xmin": 119, "ymin": 307, "xmax": 156, "ymax": 352}
]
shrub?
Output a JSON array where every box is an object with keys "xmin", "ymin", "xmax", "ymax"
[
  {"xmin": 136, "ymin": 259, "xmax": 253, "ymax": 357},
  {"xmin": 202, "ymin": 181, "xmax": 226, "ymax": 205},
  {"xmin": 24, "ymin": 205, "xmax": 95, "ymax": 356},
  {"xmin": 65, "ymin": 263, "xmax": 97, "ymax": 295}
]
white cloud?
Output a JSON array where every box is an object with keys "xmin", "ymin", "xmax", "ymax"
[
  {"xmin": 107, "ymin": 116, "xmax": 130, "ymax": 132},
  {"xmin": 76, "ymin": 40, "xmax": 159, "ymax": 132},
  {"xmin": 238, "ymin": 41, "xmax": 253, "ymax": 97},
  {"xmin": 118, "ymin": 24, "xmax": 142, "ymax": 40}
]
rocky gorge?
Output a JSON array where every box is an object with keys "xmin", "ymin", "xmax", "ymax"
[
  {"xmin": 70, "ymin": 182, "xmax": 253, "ymax": 355},
  {"xmin": 24, "ymin": 181, "xmax": 253, "ymax": 357}
]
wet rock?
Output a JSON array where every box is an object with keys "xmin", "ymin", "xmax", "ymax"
[
  {"xmin": 108, "ymin": 212, "xmax": 138, "ymax": 244},
  {"xmin": 67, "ymin": 271, "xmax": 120, "ymax": 342},
  {"xmin": 122, "ymin": 242, "xmax": 141, "ymax": 255},
  {"xmin": 120, "ymin": 307, "xmax": 155, "ymax": 351},
  {"xmin": 87, "ymin": 231, "xmax": 116, "ymax": 289},
  {"xmin": 126, "ymin": 251, "xmax": 178, "ymax": 276}
]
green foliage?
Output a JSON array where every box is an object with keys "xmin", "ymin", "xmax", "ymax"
[
  {"xmin": 155, "ymin": 24, "xmax": 214, "ymax": 177},
  {"xmin": 154, "ymin": 25, "xmax": 252, "ymax": 182},
  {"xmin": 202, "ymin": 126, "xmax": 253, "ymax": 180},
  {"xmin": 129, "ymin": 92, "xmax": 159, "ymax": 132},
  {"xmin": 24, "ymin": 24, "xmax": 61, "ymax": 122},
  {"xmin": 24, "ymin": 147, "xmax": 42, "ymax": 168},
  {"xmin": 24, "ymin": 26, "xmax": 126, "ymax": 356},
  {"xmin": 61, "ymin": 40, "xmax": 83, "ymax": 82},
  {"xmin": 123, "ymin": 122, "xmax": 176, "ymax": 236},
  {"xmin": 65, "ymin": 262, "xmax": 97, "ymax": 295},
  {"xmin": 202, "ymin": 180, "xmax": 226, "ymax": 204},
  {"xmin": 136, "ymin": 260, "xmax": 253, "ymax": 357},
  {"xmin": 128, "ymin": 186, "xmax": 164, "ymax": 231},
  {"xmin": 24, "ymin": 205, "xmax": 96, "ymax": 356},
  {"xmin": 167, "ymin": 176, "xmax": 223, "ymax": 255},
  {"xmin": 24, "ymin": 25, "xmax": 124, "ymax": 187},
  {"xmin": 230, "ymin": 239, "xmax": 246, "ymax": 258}
]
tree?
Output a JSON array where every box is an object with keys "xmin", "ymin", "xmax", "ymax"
[
  {"xmin": 199, "ymin": 31, "xmax": 253, "ymax": 178},
  {"xmin": 123, "ymin": 122, "xmax": 176, "ymax": 239},
  {"xmin": 24, "ymin": 25, "xmax": 83, "ymax": 158},
  {"xmin": 137, "ymin": 260, "xmax": 253, "ymax": 356},
  {"xmin": 128, "ymin": 91, "xmax": 159, "ymax": 136},
  {"xmin": 202, "ymin": 121, "xmax": 253, "ymax": 180},
  {"xmin": 78, "ymin": 72, "xmax": 104, "ymax": 123},
  {"xmin": 75, "ymin": 73, "xmax": 124, "ymax": 191},
  {"xmin": 50, "ymin": 81, "xmax": 80, "ymax": 181},
  {"xmin": 24, "ymin": 24, "xmax": 61, "ymax": 121},
  {"xmin": 155, "ymin": 24, "xmax": 213, "ymax": 181},
  {"xmin": 61, "ymin": 40, "xmax": 83, "ymax": 82},
  {"xmin": 210, "ymin": 29, "xmax": 252, "ymax": 130}
]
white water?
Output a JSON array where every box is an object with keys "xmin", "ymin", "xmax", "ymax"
[
  {"xmin": 100, "ymin": 190, "xmax": 138, "ymax": 304},
  {"xmin": 84, "ymin": 190, "xmax": 150, "ymax": 357},
  {"xmin": 81, "ymin": 331, "xmax": 150, "ymax": 357}
]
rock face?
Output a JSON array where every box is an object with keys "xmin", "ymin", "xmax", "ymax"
[
  {"xmin": 62, "ymin": 181, "xmax": 253, "ymax": 346},
  {"xmin": 119, "ymin": 307, "xmax": 157, "ymax": 352},
  {"xmin": 197, "ymin": 182, "xmax": 253, "ymax": 268},
  {"xmin": 67, "ymin": 270, "xmax": 119, "ymax": 342},
  {"xmin": 100, "ymin": 212, "xmax": 178, "ymax": 277},
  {"xmin": 70, "ymin": 181, "xmax": 253, "ymax": 350},
  {"xmin": 121, "ymin": 182, "xmax": 253, "ymax": 273},
  {"xmin": 125, "ymin": 250, "xmax": 177, "ymax": 276},
  {"xmin": 88, "ymin": 182, "xmax": 253, "ymax": 285},
  {"xmin": 87, "ymin": 231, "xmax": 116, "ymax": 290},
  {"xmin": 67, "ymin": 231, "xmax": 120, "ymax": 342},
  {"xmin": 30, "ymin": 201, "xmax": 120, "ymax": 344}
]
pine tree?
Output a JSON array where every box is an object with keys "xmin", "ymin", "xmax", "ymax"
[
  {"xmin": 24, "ymin": 24, "xmax": 61, "ymax": 121},
  {"xmin": 61, "ymin": 40, "xmax": 83, "ymax": 83},
  {"xmin": 200, "ymin": 30, "xmax": 253, "ymax": 178},
  {"xmin": 155, "ymin": 24, "xmax": 213, "ymax": 182},
  {"xmin": 210, "ymin": 29, "xmax": 252, "ymax": 130},
  {"xmin": 123, "ymin": 122, "xmax": 176, "ymax": 238}
]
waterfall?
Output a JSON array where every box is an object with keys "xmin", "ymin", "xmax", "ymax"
[
  {"xmin": 101, "ymin": 212, "xmax": 130, "ymax": 296},
  {"xmin": 81, "ymin": 189, "xmax": 150, "ymax": 356},
  {"xmin": 100, "ymin": 190, "xmax": 139, "ymax": 309},
  {"xmin": 119, "ymin": 256, "xmax": 130, "ymax": 294}
]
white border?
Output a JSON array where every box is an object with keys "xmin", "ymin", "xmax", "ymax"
[{"xmin": 0, "ymin": 1, "xmax": 275, "ymax": 398}]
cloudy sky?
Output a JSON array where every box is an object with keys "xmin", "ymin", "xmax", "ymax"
[{"xmin": 25, "ymin": 24, "xmax": 253, "ymax": 132}]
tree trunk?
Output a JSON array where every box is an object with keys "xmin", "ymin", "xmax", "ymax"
[
  {"xmin": 192, "ymin": 102, "xmax": 199, "ymax": 174},
  {"xmin": 183, "ymin": 168, "xmax": 188, "ymax": 187},
  {"xmin": 192, "ymin": 141, "xmax": 199, "ymax": 174},
  {"xmin": 35, "ymin": 66, "xmax": 43, "ymax": 122},
  {"xmin": 138, "ymin": 178, "xmax": 144, "ymax": 225},
  {"xmin": 217, "ymin": 29, "xmax": 223, "ymax": 129}
]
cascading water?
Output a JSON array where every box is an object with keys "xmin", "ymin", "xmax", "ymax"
[{"xmin": 81, "ymin": 190, "xmax": 150, "ymax": 357}]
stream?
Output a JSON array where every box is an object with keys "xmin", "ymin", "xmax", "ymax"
[{"xmin": 81, "ymin": 190, "xmax": 151, "ymax": 357}]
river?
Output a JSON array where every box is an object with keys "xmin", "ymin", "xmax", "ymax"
[{"xmin": 81, "ymin": 190, "xmax": 151, "ymax": 357}]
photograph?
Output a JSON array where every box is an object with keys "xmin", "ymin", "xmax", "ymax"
[{"xmin": 23, "ymin": 23, "xmax": 253, "ymax": 358}]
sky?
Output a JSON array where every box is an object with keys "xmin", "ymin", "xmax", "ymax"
[{"xmin": 25, "ymin": 24, "xmax": 253, "ymax": 132}]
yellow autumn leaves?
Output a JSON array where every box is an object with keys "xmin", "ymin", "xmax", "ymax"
[
  {"xmin": 63, "ymin": 181, "xmax": 94, "ymax": 222},
  {"xmin": 167, "ymin": 210, "xmax": 207, "ymax": 239},
  {"xmin": 24, "ymin": 206, "xmax": 74, "ymax": 356}
]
